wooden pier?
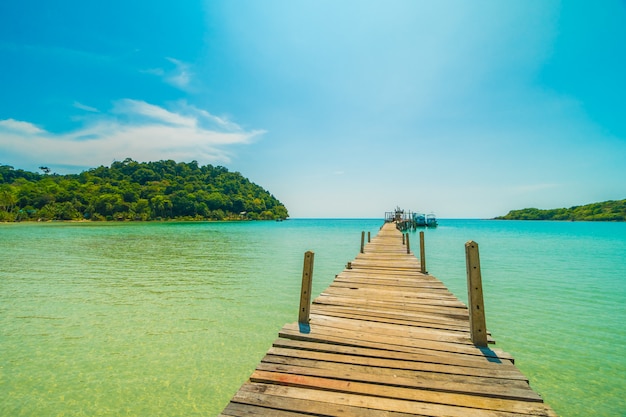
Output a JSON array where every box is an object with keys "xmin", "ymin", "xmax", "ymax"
[{"xmin": 220, "ymin": 222, "xmax": 556, "ymax": 416}]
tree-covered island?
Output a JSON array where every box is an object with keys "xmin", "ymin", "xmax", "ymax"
[
  {"xmin": 0, "ymin": 159, "xmax": 289, "ymax": 222},
  {"xmin": 495, "ymin": 199, "xmax": 626, "ymax": 221}
]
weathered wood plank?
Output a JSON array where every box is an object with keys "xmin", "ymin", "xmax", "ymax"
[
  {"xmin": 265, "ymin": 346, "xmax": 527, "ymax": 380},
  {"xmin": 220, "ymin": 401, "xmax": 312, "ymax": 416},
  {"xmin": 247, "ymin": 375, "xmax": 556, "ymax": 416},
  {"xmin": 259, "ymin": 354, "xmax": 532, "ymax": 392},
  {"xmin": 230, "ymin": 389, "xmax": 409, "ymax": 416},
  {"xmin": 309, "ymin": 304, "xmax": 475, "ymax": 331},
  {"xmin": 233, "ymin": 384, "xmax": 422, "ymax": 417},
  {"xmin": 308, "ymin": 314, "xmax": 473, "ymax": 345},
  {"xmin": 313, "ymin": 295, "xmax": 470, "ymax": 319},
  {"xmin": 271, "ymin": 338, "xmax": 516, "ymax": 370},
  {"xmin": 279, "ymin": 322, "xmax": 515, "ymax": 361},
  {"xmin": 254, "ymin": 362, "xmax": 540, "ymax": 402}
]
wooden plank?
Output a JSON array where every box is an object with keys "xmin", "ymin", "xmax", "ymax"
[
  {"xmin": 260, "ymin": 353, "xmax": 529, "ymax": 390},
  {"xmin": 327, "ymin": 282, "xmax": 459, "ymax": 298},
  {"xmin": 333, "ymin": 276, "xmax": 449, "ymax": 290},
  {"xmin": 313, "ymin": 295, "xmax": 470, "ymax": 319},
  {"xmin": 271, "ymin": 338, "xmax": 517, "ymax": 370},
  {"xmin": 230, "ymin": 390, "xmax": 407, "ymax": 416},
  {"xmin": 279, "ymin": 322, "xmax": 515, "ymax": 362},
  {"xmin": 265, "ymin": 346, "xmax": 527, "ymax": 380},
  {"xmin": 233, "ymin": 384, "xmax": 421, "ymax": 417},
  {"xmin": 309, "ymin": 303, "xmax": 476, "ymax": 331},
  {"xmin": 320, "ymin": 287, "xmax": 465, "ymax": 306},
  {"xmin": 254, "ymin": 361, "xmax": 538, "ymax": 402},
  {"xmin": 220, "ymin": 401, "xmax": 312, "ymax": 416},
  {"xmin": 309, "ymin": 307, "xmax": 496, "ymax": 344},
  {"xmin": 308, "ymin": 314, "xmax": 473, "ymax": 345},
  {"xmin": 248, "ymin": 375, "xmax": 556, "ymax": 416}
]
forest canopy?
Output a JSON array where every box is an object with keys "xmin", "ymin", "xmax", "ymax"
[
  {"xmin": 495, "ymin": 199, "xmax": 626, "ymax": 221},
  {"xmin": 0, "ymin": 159, "xmax": 289, "ymax": 222}
]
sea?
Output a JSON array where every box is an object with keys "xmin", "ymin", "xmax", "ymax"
[{"xmin": 1, "ymin": 219, "xmax": 624, "ymax": 416}]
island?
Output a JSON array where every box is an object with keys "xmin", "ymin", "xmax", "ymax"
[
  {"xmin": 0, "ymin": 159, "xmax": 289, "ymax": 222},
  {"xmin": 495, "ymin": 199, "xmax": 626, "ymax": 221}
]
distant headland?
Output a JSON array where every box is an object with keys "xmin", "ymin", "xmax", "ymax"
[
  {"xmin": 495, "ymin": 199, "xmax": 626, "ymax": 221},
  {"xmin": 0, "ymin": 159, "xmax": 289, "ymax": 222}
]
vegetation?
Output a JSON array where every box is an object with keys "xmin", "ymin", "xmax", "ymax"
[
  {"xmin": 495, "ymin": 199, "xmax": 626, "ymax": 221},
  {"xmin": 0, "ymin": 159, "xmax": 289, "ymax": 222}
]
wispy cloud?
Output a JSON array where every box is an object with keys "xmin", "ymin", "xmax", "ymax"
[
  {"xmin": 165, "ymin": 57, "xmax": 192, "ymax": 90},
  {"xmin": 142, "ymin": 57, "xmax": 194, "ymax": 91},
  {"xmin": 0, "ymin": 100, "xmax": 265, "ymax": 172},
  {"xmin": 73, "ymin": 101, "xmax": 100, "ymax": 113},
  {"xmin": 0, "ymin": 118, "xmax": 44, "ymax": 135},
  {"xmin": 112, "ymin": 99, "xmax": 196, "ymax": 127}
]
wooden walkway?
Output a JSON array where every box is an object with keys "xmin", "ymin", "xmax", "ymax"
[{"xmin": 220, "ymin": 222, "xmax": 556, "ymax": 416}]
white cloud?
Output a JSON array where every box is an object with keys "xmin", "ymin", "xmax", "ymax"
[
  {"xmin": 113, "ymin": 99, "xmax": 196, "ymax": 127},
  {"xmin": 142, "ymin": 57, "xmax": 194, "ymax": 91},
  {"xmin": 73, "ymin": 101, "xmax": 100, "ymax": 113},
  {"xmin": 165, "ymin": 57, "xmax": 192, "ymax": 90},
  {"xmin": 0, "ymin": 100, "xmax": 265, "ymax": 172},
  {"xmin": 0, "ymin": 118, "xmax": 45, "ymax": 135},
  {"xmin": 174, "ymin": 101, "xmax": 243, "ymax": 132}
]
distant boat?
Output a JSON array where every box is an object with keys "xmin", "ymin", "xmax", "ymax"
[
  {"xmin": 413, "ymin": 212, "xmax": 426, "ymax": 227},
  {"xmin": 426, "ymin": 213, "xmax": 438, "ymax": 228}
]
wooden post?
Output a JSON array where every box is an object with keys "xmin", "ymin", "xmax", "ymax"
[
  {"xmin": 347, "ymin": 261, "xmax": 352, "ymax": 269},
  {"xmin": 419, "ymin": 231, "xmax": 427, "ymax": 274},
  {"xmin": 298, "ymin": 251, "xmax": 315, "ymax": 333},
  {"xmin": 405, "ymin": 233, "xmax": 410, "ymax": 254},
  {"xmin": 367, "ymin": 231, "xmax": 371, "ymax": 243},
  {"xmin": 465, "ymin": 241, "xmax": 487, "ymax": 347},
  {"xmin": 360, "ymin": 231, "xmax": 365, "ymax": 253},
  {"xmin": 402, "ymin": 233, "xmax": 405, "ymax": 245}
]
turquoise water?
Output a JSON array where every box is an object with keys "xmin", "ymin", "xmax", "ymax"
[{"xmin": 1, "ymin": 219, "xmax": 624, "ymax": 416}]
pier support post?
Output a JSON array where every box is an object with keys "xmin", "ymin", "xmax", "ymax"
[
  {"xmin": 465, "ymin": 241, "xmax": 488, "ymax": 347},
  {"xmin": 405, "ymin": 233, "xmax": 411, "ymax": 254},
  {"xmin": 298, "ymin": 251, "xmax": 315, "ymax": 333},
  {"xmin": 402, "ymin": 233, "xmax": 406, "ymax": 245},
  {"xmin": 419, "ymin": 231, "xmax": 427, "ymax": 274},
  {"xmin": 360, "ymin": 231, "xmax": 365, "ymax": 253},
  {"xmin": 368, "ymin": 231, "xmax": 371, "ymax": 243}
]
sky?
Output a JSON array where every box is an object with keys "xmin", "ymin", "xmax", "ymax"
[{"xmin": 1, "ymin": 0, "xmax": 625, "ymax": 218}]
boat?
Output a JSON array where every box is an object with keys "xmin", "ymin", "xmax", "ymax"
[
  {"xmin": 413, "ymin": 212, "xmax": 426, "ymax": 227},
  {"xmin": 426, "ymin": 213, "xmax": 438, "ymax": 227}
]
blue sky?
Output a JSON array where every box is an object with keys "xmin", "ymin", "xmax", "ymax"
[{"xmin": 1, "ymin": 1, "xmax": 625, "ymax": 218}]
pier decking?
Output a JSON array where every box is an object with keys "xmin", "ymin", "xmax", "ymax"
[{"xmin": 220, "ymin": 222, "xmax": 556, "ymax": 416}]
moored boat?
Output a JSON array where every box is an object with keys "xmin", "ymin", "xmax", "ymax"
[{"xmin": 426, "ymin": 213, "xmax": 438, "ymax": 227}]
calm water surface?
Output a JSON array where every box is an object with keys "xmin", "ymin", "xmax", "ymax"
[{"xmin": 1, "ymin": 219, "xmax": 624, "ymax": 416}]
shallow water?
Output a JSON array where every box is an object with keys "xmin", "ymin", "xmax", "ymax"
[{"xmin": 1, "ymin": 219, "xmax": 624, "ymax": 416}]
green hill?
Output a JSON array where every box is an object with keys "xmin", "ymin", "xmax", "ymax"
[
  {"xmin": 495, "ymin": 199, "xmax": 626, "ymax": 221},
  {"xmin": 0, "ymin": 159, "xmax": 288, "ymax": 222}
]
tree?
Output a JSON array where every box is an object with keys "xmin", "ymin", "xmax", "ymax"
[
  {"xmin": 0, "ymin": 184, "xmax": 16, "ymax": 213},
  {"xmin": 496, "ymin": 199, "xmax": 626, "ymax": 221},
  {"xmin": 0, "ymin": 159, "xmax": 290, "ymax": 222}
]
